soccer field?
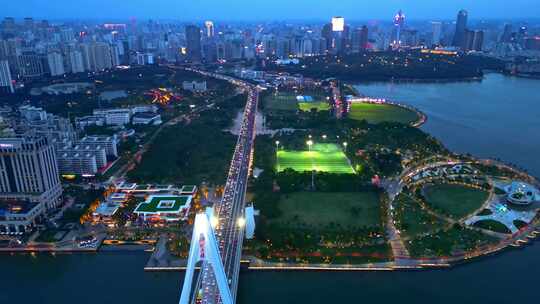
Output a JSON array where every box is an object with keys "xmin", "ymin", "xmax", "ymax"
[
  {"xmin": 349, "ymin": 102, "xmax": 419, "ymax": 125},
  {"xmin": 276, "ymin": 143, "xmax": 355, "ymax": 174}
]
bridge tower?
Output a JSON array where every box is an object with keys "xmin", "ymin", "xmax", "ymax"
[{"xmin": 179, "ymin": 209, "xmax": 233, "ymax": 304}]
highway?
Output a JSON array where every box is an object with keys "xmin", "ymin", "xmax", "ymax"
[{"xmin": 185, "ymin": 68, "xmax": 258, "ymax": 304}]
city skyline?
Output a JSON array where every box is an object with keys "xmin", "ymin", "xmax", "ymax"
[{"xmin": 3, "ymin": 0, "xmax": 540, "ymax": 21}]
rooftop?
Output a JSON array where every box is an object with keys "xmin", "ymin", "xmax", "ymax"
[
  {"xmin": 134, "ymin": 195, "xmax": 191, "ymax": 214},
  {"xmin": 0, "ymin": 200, "xmax": 40, "ymax": 216}
]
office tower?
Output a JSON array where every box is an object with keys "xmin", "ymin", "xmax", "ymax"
[
  {"xmin": 392, "ymin": 10, "xmax": 406, "ymax": 47},
  {"xmin": 185, "ymin": 25, "xmax": 202, "ymax": 62},
  {"xmin": 0, "ymin": 60, "xmax": 14, "ymax": 94},
  {"xmin": 321, "ymin": 23, "xmax": 333, "ymax": 51},
  {"xmin": 47, "ymin": 52, "xmax": 65, "ymax": 76},
  {"xmin": 452, "ymin": 9, "xmax": 468, "ymax": 48},
  {"xmin": 23, "ymin": 17, "xmax": 34, "ymax": 30},
  {"xmin": 332, "ymin": 17, "xmax": 345, "ymax": 32},
  {"xmin": 205, "ymin": 21, "xmax": 215, "ymax": 38},
  {"xmin": 500, "ymin": 24, "xmax": 513, "ymax": 43},
  {"xmin": 472, "ymin": 31, "xmax": 484, "ymax": 51},
  {"xmin": 524, "ymin": 37, "xmax": 540, "ymax": 50},
  {"xmin": 0, "ymin": 136, "xmax": 63, "ymax": 210},
  {"xmin": 431, "ymin": 22, "xmax": 442, "ymax": 46},
  {"xmin": 352, "ymin": 26, "xmax": 369, "ymax": 52}
]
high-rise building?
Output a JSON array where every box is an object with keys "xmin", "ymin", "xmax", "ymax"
[
  {"xmin": 452, "ymin": 10, "xmax": 468, "ymax": 48},
  {"xmin": 185, "ymin": 25, "xmax": 202, "ymax": 62},
  {"xmin": 0, "ymin": 136, "xmax": 63, "ymax": 210},
  {"xmin": 472, "ymin": 30, "xmax": 484, "ymax": 51},
  {"xmin": 331, "ymin": 17, "xmax": 345, "ymax": 32},
  {"xmin": 431, "ymin": 22, "xmax": 442, "ymax": 46},
  {"xmin": 352, "ymin": 26, "xmax": 369, "ymax": 52},
  {"xmin": 392, "ymin": 10, "xmax": 406, "ymax": 47},
  {"xmin": 321, "ymin": 23, "xmax": 333, "ymax": 52},
  {"xmin": 47, "ymin": 52, "xmax": 65, "ymax": 77},
  {"xmin": 500, "ymin": 24, "xmax": 513, "ymax": 43},
  {"xmin": 68, "ymin": 50, "xmax": 85, "ymax": 73},
  {"xmin": 93, "ymin": 42, "xmax": 113, "ymax": 71},
  {"xmin": 17, "ymin": 52, "xmax": 44, "ymax": 78},
  {"xmin": 0, "ymin": 60, "xmax": 14, "ymax": 94},
  {"xmin": 205, "ymin": 21, "xmax": 215, "ymax": 38}
]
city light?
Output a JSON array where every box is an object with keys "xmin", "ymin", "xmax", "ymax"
[
  {"xmin": 237, "ymin": 217, "xmax": 246, "ymax": 228},
  {"xmin": 210, "ymin": 216, "xmax": 219, "ymax": 228}
]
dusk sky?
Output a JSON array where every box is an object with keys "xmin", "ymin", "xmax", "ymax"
[{"xmin": 4, "ymin": 0, "xmax": 540, "ymax": 21}]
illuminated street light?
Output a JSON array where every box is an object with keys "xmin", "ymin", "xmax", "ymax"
[
  {"xmin": 322, "ymin": 135, "xmax": 327, "ymax": 140},
  {"xmin": 237, "ymin": 217, "xmax": 246, "ymax": 228},
  {"xmin": 343, "ymin": 142, "xmax": 348, "ymax": 148},
  {"xmin": 306, "ymin": 140, "xmax": 313, "ymax": 151},
  {"xmin": 210, "ymin": 216, "xmax": 219, "ymax": 228}
]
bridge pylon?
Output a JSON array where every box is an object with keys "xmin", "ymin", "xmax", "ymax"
[{"xmin": 179, "ymin": 209, "xmax": 233, "ymax": 304}]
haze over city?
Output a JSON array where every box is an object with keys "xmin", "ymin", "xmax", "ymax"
[{"xmin": 3, "ymin": 0, "xmax": 540, "ymax": 20}]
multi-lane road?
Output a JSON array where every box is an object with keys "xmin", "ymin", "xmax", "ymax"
[{"xmin": 185, "ymin": 69, "xmax": 259, "ymax": 304}]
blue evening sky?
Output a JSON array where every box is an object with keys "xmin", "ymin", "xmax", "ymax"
[{"xmin": 3, "ymin": 0, "xmax": 539, "ymax": 20}]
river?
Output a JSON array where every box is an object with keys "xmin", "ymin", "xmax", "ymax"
[{"xmin": 2, "ymin": 73, "xmax": 539, "ymax": 304}]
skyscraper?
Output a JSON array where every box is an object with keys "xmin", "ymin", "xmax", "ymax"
[
  {"xmin": 452, "ymin": 10, "xmax": 468, "ymax": 48},
  {"xmin": 185, "ymin": 25, "xmax": 202, "ymax": 62},
  {"xmin": 431, "ymin": 22, "xmax": 442, "ymax": 46},
  {"xmin": 392, "ymin": 10, "xmax": 406, "ymax": 48},
  {"xmin": 47, "ymin": 52, "xmax": 65, "ymax": 77},
  {"xmin": 0, "ymin": 60, "xmax": 14, "ymax": 94},
  {"xmin": 0, "ymin": 136, "xmax": 63, "ymax": 210},
  {"xmin": 352, "ymin": 26, "xmax": 369, "ymax": 52},
  {"xmin": 500, "ymin": 24, "xmax": 513, "ymax": 43},
  {"xmin": 205, "ymin": 21, "xmax": 215, "ymax": 38}
]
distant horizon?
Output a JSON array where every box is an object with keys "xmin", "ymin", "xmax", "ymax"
[
  {"xmin": 3, "ymin": 16, "xmax": 540, "ymax": 24},
  {"xmin": 4, "ymin": 0, "xmax": 540, "ymax": 21}
]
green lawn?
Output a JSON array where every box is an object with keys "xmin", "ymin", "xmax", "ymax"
[
  {"xmin": 423, "ymin": 183, "xmax": 489, "ymax": 220},
  {"xmin": 298, "ymin": 102, "xmax": 331, "ymax": 112},
  {"xmin": 348, "ymin": 103, "xmax": 419, "ymax": 124},
  {"xmin": 394, "ymin": 194, "xmax": 448, "ymax": 238},
  {"xmin": 271, "ymin": 191, "xmax": 382, "ymax": 231},
  {"xmin": 277, "ymin": 143, "xmax": 354, "ymax": 174},
  {"xmin": 473, "ymin": 219, "xmax": 512, "ymax": 234},
  {"xmin": 407, "ymin": 225, "xmax": 499, "ymax": 258},
  {"xmin": 264, "ymin": 92, "xmax": 329, "ymax": 112}
]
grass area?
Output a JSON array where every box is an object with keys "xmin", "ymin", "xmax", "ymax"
[
  {"xmin": 276, "ymin": 143, "xmax": 354, "ymax": 174},
  {"xmin": 348, "ymin": 102, "xmax": 419, "ymax": 125},
  {"xmin": 423, "ymin": 183, "xmax": 489, "ymax": 220},
  {"xmin": 298, "ymin": 102, "xmax": 330, "ymax": 112},
  {"xmin": 264, "ymin": 92, "xmax": 329, "ymax": 112},
  {"xmin": 271, "ymin": 191, "xmax": 381, "ymax": 231},
  {"xmin": 473, "ymin": 219, "xmax": 512, "ymax": 234},
  {"xmin": 407, "ymin": 225, "xmax": 500, "ymax": 258},
  {"xmin": 394, "ymin": 193, "xmax": 448, "ymax": 238}
]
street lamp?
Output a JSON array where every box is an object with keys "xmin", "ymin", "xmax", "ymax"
[
  {"xmin": 275, "ymin": 140, "xmax": 280, "ymax": 150},
  {"xmin": 237, "ymin": 217, "xmax": 246, "ymax": 228},
  {"xmin": 306, "ymin": 140, "xmax": 313, "ymax": 151},
  {"xmin": 343, "ymin": 142, "xmax": 348, "ymax": 148},
  {"xmin": 322, "ymin": 134, "xmax": 327, "ymax": 140}
]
